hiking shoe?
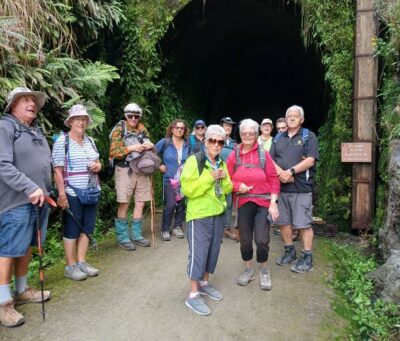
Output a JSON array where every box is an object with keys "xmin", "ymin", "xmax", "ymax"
[
  {"xmin": 172, "ymin": 227, "xmax": 184, "ymax": 239},
  {"xmin": 14, "ymin": 287, "xmax": 51, "ymax": 305},
  {"xmin": 161, "ymin": 231, "xmax": 171, "ymax": 241},
  {"xmin": 276, "ymin": 245, "xmax": 297, "ymax": 266},
  {"xmin": 237, "ymin": 268, "xmax": 255, "ymax": 286},
  {"xmin": 64, "ymin": 264, "xmax": 87, "ymax": 281},
  {"xmin": 199, "ymin": 284, "xmax": 223, "ymax": 301},
  {"xmin": 134, "ymin": 238, "xmax": 151, "ymax": 247},
  {"xmin": 119, "ymin": 241, "xmax": 136, "ymax": 251},
  {"xmin": 185, "ymin": 294, "xmax": 211, "ymax": 316},
  {"xmin": 78, "ymin": 262, "xmax": 99, "ymax": 277},
  {"xmin": 0, "ymin": 299, "xmax": 25, "ymax": 327},
  {"xmin": 260, "ymin": 270, "xmax": 272, "ymax": 290},
  {"xmin": 291, "ymin": 252, "xmax": 314, "ymax": 273}
]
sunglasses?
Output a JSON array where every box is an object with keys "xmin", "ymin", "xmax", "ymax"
[
  {"xmin": 174, "ymin": 126, "xmax": 185, "ymax": 131},
  {"xmin": 196, "ymin": 126, "xmax": 205, "ymax": 129},
  {"xmin": 240, "ymin": 132, "xmax": 257, "ymax": 137},
  {"xmin": 208, "ymin": 138, "xmax": 224, "ymax": 147},
  {"xmin": 277, "ymin": 127, "xmax": 287, "ymax": 131},
  {"xmin": 126, "ymin": 114, "xmax": 141, "ymax": 120}
]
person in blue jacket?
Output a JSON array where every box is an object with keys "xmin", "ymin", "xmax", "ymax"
[{"xmin": 156, "ymin": 119, "xmax": 191, "ymax": 241}]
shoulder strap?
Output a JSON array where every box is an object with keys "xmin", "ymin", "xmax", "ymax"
[
  {"xmin": 1, "ymin": 116, "xmax": 22, "ymax": 142},
  {"xmin": 234, "ymin": 145, "xmax": 241, "ymax": 173},
  {"xmin": 194, "ymin": 149, "xmax": 206, "ymax": 175},
  {"xmin": 86, "ymin": 135, "xmax": 98, "ymax": 153},
  {"xmin": 302, "ymin": 128, "xmax": 309, "ymax": 145},
  {"xmin": 258, "ymin": 145, "xmax": 266, "ymax": 172}
]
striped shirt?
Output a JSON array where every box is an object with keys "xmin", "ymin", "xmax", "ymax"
[{"xmin": 51, "ymin": 133, "xmax": 100, "ymax": 196}]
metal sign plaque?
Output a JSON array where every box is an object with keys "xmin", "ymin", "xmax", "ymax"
[{"xmin": 341, "ymin": 142, "xmax": 372, "ymax": 163}]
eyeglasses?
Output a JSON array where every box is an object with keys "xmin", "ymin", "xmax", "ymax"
[
  {"xmin": 174, "ymin": 126, "xmax": 185, "ymax": 131},
  {"xmin": 126, "ymin": 114, "xmax": 141, "ymax": 120},
  {"xmin": 240, "ymin": 131, "xmax": 257, "ymax": 137},
  {"xmin": 207, "ymin": 138, "xmax": 224, "ymax": 147},
  {"xmin": 277, "ymin": 127, "xmax": 287, "ymax": 131},
  {"xmin": 287, "ymin": 115, "xmax": 301, "ymax": 120},
  {"xmin": 196, "ymin": 126, "xmax": 205, "ymax": 130}
]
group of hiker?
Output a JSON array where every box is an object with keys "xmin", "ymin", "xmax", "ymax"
[{"xmin": 0, "ymin": 86, "xmax": 319, "ymax": 324}]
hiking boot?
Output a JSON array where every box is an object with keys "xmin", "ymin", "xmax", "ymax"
[
  {"xmin": 161, "ymin": 230, "xmax": 171, "ymax": 241},
  {"xmin": 276, "ymin": 245, "xmax": 297, "ymax": 266},
  {"xmin": 185, "ymin": 294, "xmax": 211, "ymax": 316},
  {"xmin": 0, "ymin": 299, "xmax": 25, "ymax": 327},
  {"xmin": 199, "ymin": 284, "xmax": 223, "ymax": 301},
  {"xmin": 78, "ymin": 262, "xmax": 99, "ymax": 277},
  {"xmin": 291, "ymin": 252, "xmax": 314, "ymax": 273},
  {"xmin": 172, "ymin": 227, "xmax": 184, "ymax": 239},
  {"xmin": 260, "ymin": 270, "xmax": 272, "ymax": 290},
  {"xmin": 64, "ymin": 264, "xmax": 87, "ymax": 281},
  {"xmin": 14, "ymin": 287, "xmax": 51, "ymax": 305},
  {"xmin": 131, "ymin": 219, "xmax": 151, "ymax": 247},
  {"xmin": 119, "ymin": 241, "xmax": 136, "ymax": 251},
  {"xmin": 237, "ymin": 268, "xmax": 255, "ymax": 286}
]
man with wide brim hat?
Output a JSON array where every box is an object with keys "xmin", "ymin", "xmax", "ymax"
[
  {"xmin": 0, "ymin": 87, "xmax": 52, "ymax": 327},
  {"xmin": 220, "ymin": 116, "xmax": 237, "ymax": 240}
]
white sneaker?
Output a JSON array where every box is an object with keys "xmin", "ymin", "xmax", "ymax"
[{"xmin": 260, "ymin": 270, "xmax": 272, "ymax": 290}]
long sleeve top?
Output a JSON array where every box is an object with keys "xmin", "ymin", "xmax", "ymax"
[{"xmin": 226, "ymin": 142, "xmax": 280, "ymax": 209}]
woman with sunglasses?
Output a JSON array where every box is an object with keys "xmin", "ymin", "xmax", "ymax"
[
  {"xmin": 226, "ymin": 119, "xmax": 280, "ymax": 291},
  {"xmin": 155, "ymin": 119, "xmax": 190, "ymax": 241},
  {"xmin": 180, "ymin": 125, "xmax": 233, "ymax": 316},
  {"xmin": 109, "ymin": 103, "xmax": 154, "ymax": 251}
]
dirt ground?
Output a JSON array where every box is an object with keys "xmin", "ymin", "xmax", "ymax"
[{"xmin": 0, "ymin": 217, "xmax": 345, "ymax": 341}]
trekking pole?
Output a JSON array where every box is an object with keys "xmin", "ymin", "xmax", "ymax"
[
  {"xmin": 150, "ymin": 176, "xmax": 157, "ymax": 248},
  {"xmin": 50, "ymin": 190, "xmax": 98, "ymax": 251},
  {"xmin": 34, "ymin": 205, "xmax": 46, "ymax": 322}
]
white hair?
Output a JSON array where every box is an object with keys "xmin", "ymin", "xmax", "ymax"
[
  {"xmin": 239, "ymin": 118, "xmax": 259, "ymax": 134},
  {"xmin": 286, "ymin": 105, "xmax": 304, "ymax": 118},
  {"xmin": 205, "ymin": 124, "xmax": 226, "ymax": 140}
]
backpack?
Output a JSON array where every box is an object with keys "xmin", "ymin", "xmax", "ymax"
[
  {"xmin": 1, "ymin": 115, "xmax": 45, "ymax": 143},
  {"xmin": 273, "ymin": 128, "xmax": 309, "ymax": 150},
  {"xmin": 233, "ymin": 144, "xmax": 267, "ymax": 175}
]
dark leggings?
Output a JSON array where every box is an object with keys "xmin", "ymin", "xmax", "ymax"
[
  {"xmin": 161, "ymin": 180, "xmax": 186, "ymax": 232},
  {"xmin": 238, "ymin": 201, "xmax": 270, "ymax": 263}
]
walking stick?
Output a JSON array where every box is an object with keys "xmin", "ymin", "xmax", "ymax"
[
  {"xmin": 150, "ymin": 176, "xmax": 157, "ymax": 247},
  {"xmin": 34, "ymin": 206, "xmax": 46, "ymax": 322}
]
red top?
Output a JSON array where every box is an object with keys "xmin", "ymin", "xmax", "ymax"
[{"xmin": 226, "ymin": 142, "xmax": 280, "ymax": 209}]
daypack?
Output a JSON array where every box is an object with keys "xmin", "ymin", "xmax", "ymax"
[
  {"xmin": 169, "ymin": 149, "xmax": 213, "ymax": 202},
  {"xmin": 233, "ymin": 144, "xmax": 267, "ymax": 175},
  {"xmin": 273, "ymin": 128, "xmax": 309, "ymax": 150},
  {"xmin": 1, "ymin": 115, "xmax": 46, "ymax": 143}
]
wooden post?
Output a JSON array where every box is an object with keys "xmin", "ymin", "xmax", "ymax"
[{"xmin": 352, "ymin": 0, "xmax": 378, "ymax": 230}]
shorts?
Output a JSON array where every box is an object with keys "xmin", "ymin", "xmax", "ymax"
[
  {"xmin": 64, "ymin": 194, "xmax": 97, "ymax": 239},
  {"xmin": 115, "ymin": 166, "xmax": 151, "ymax": 203},
  {"xmin": 275, "ymin": 192, "xmax": 313, "ymax": 229},
  {"xmin": 0, "ymin": 203, "xmax": 50, "ymax": 257}
]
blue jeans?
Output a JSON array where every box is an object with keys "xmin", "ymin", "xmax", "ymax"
[
  {"xmin": 161, "ymin": 180, "xmax": 186, "ymax": 232},
  {"xmin": 63, "ymin": 194, "xmax": 97, "ymax": 239},
  {"xmin": 0, "ymin": 203, "xmax": 49, "ymax": 257}
]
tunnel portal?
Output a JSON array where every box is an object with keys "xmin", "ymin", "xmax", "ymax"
[{"xmin": 161, "ymin": 0, "xmax": 328, "ymax": 133}]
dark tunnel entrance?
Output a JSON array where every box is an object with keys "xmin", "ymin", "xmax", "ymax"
[{"xmin": 160, "ymin": 0, "xmax": 328, "ymax": 133}]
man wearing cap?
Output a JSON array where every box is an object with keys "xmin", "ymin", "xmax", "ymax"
[
  {"xmin": 0, "ymin": 87, "xmax": 52, "ymax": 327},
  {"xmin": 109, "ymin": 103, "xmax": 154, "ymax": 251},
  {"xmin": 189, "ymin": 119, "xmax": 206, "ymax": 154},
  {"xmin": 258, "ymin": 118, "xmax": 274, "ymax": 151},
  {"xmin": 220, "ymin": 117, "xmax": 237, "ymax": 240}
]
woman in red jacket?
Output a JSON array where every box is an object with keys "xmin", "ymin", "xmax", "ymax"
[{"xmin": 227, "ymin": 118, "xmax": 280, "ymax": 291}]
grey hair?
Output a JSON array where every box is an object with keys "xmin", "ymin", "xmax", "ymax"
[
  {"xmin": 239, "ymin": 118, "xmax": 259, "ymax": 134},
  {"xmin": 205, "ymin": 124, "xmax": 227, "ymax": 140},
  {"xmin": 286, "ymin": 105, "xmax": 304, "ymax": 118}
]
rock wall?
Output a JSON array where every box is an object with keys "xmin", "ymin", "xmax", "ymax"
[{"xmin": 371, "ymin": 139, "xmax": 400, "ymax": 304}]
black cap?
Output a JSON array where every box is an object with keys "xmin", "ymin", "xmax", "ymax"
[{"xmin": 220, "ymin": 117, "xmax": 236, "ymax": 125}]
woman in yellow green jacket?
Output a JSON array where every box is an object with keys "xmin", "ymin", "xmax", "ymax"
[{"xmin": 180, "ymin": 124, "xmax": 233, "ymax": 316}]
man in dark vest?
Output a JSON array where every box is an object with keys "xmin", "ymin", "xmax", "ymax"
[
  {"xmin": 270, "ymin": 105, "xmax": 319, "ymax": 273},
  {"xmin": 0, "ymin": 87, "xmax": 52, "ymax": 327}
]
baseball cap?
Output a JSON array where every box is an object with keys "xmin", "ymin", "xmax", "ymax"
[
  {"xmin": 194, "ymin": 119, "xmax": 206, "ymax": 127},
  {"xmin": 261, "ymin": 118, "xmax": 273, "ymax": 127},
  {"xmin": 220, "ymin": 117, "xmax": 236, "ymax": 125}
]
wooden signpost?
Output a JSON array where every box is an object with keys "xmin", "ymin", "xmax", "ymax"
[{"xmin": 350, "ymin": 0, "xmax": 378, "ymax": 230}]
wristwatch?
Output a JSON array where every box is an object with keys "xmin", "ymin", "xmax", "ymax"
[
  {"xmin": 290, "ymin": 167, "xmax": 296, "ymax": 175},
  {"xmin": 270, "ymin": 199, "xmax": 278, "ymax": 204}
]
